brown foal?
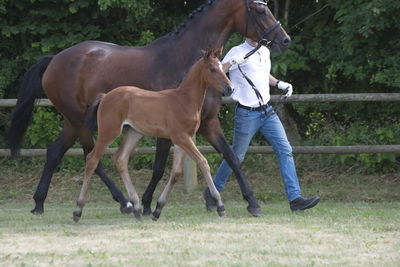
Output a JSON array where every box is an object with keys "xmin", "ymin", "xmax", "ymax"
[{"xmin": 73, "ymin": 49, "xmax": 233, "ymax": 222}]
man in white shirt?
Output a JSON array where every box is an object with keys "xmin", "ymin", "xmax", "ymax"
[{"xmin": 204, "ymin": 38, "xmax": 320, "ymax": 213}]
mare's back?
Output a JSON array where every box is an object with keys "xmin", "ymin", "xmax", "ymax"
[{"xmin": 43, "ymin": 41, "xmax": 159, "ymax": 108}]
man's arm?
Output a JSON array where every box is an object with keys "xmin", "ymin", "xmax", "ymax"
[
  {"xmin": 269, "ymin": 74, "xmax": 278, "ymax": 87},
  {"xmin": 269, "ymin": 74, "xmax": 293, "ymax": 97}
]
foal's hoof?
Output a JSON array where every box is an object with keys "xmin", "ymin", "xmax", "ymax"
[
  {"xmin": 120, "ymin": 202, "xmax": 134, "ymax": 215},
  {"xmin": 217, "ymin": 206, "xmax": 227, "ymax": 217},
  {"xmin": 72, "ymin": 211, "xmax": 82, "ymax": 223},
  {"xmin": 133, "ymin": 209, "xmax": 142, "ymax": 221},
  {"xmin": 247, "ymin": 205, "xmax": 262, "ymax": 217}
]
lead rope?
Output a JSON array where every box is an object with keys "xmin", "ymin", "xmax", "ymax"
[
  {"xmin": 238, "ymin": 45, "xmax": 290, "ymax": 116},
  {"xmin": 237, "ymin": 63, "xmax": 270, "ymax": 116}
]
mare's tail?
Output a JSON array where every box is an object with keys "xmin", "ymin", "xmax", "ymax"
[
  {"xmin": 7, "ymin": 55, "xmax": 54, "ymax": 156},
  {"xmin": 85, "ymin": 93, "xmax": 106, "ymax": 132}
]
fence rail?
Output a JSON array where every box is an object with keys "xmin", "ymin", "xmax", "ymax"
[
  {"xmin": 1, "ymin": 93, "xmax": 400, "ymax": 107},
  {"xmin": 1, "ymin": 93, "xmax": 399, "ymax": 156},
  {"xmin": 1, "ymin": 145, "xmax": 400, "ymax": 157},
  {"xmin": 2, "ymin": 93, "xmax": 399, "ymax": 193}
]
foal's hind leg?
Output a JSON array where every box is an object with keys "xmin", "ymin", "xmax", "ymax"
[
  {"xmin": 175, "ymin": 136, "xmax": 226, "ymax": 217},
  {"xmin": 73, "ymin": 146, "xmax": 104, "ymax": 222},
  {"xmin": 79, "ymin": 127, "xmax": 131, "ymax": 214},
  {"xmin": 113, "ymin": 128, "xmax": 143, "ymax": 220},
  {"xmin": 31, "ymin": 122, "xmax": 78, "ymax": 214},
  {"xmin": 152, "ymin": 145, "xmax": 185, "ymax": 221},
  {"xmin": 73, "ymin": 127, "xmax": 120, "ymax": 222}
]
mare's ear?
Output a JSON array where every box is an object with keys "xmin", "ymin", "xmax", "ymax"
[{"xmin": 213, "ymin": 47, "xmax": 223, "ymax": 59}]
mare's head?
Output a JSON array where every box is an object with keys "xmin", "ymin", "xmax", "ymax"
[
  {"xmin": 233, "ymin": 0, "xmax": 291, "ymax": 52},
  {"xmin": 201, "ymin": 48, "xmax": 233, "ymax": 96}
]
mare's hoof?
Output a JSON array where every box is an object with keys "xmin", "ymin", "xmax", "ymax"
[
  {"xmin": 142, "ymin": 207, "xmax": 152, "ymax": 216},
  {"xmin": 247, "ymin": 206, "xmax": 262, "ymax": 217},
  {"xmin": 120, "ymin": 202, "xmax": 134, "ymax": 214},
  {"xmin": 151, "ymin": 212, "xmax": 160, "ymax": 221},
  {"xmin": 217, "ymin": 206, "xmax": 227, "ymax": 217},
  {"xmin": 72, "ymin": 211, "xmax": 82, "ymax": 223},
  {"xmin": 30, "ymin": 208, "xmax": 44, "ymax": 215}
]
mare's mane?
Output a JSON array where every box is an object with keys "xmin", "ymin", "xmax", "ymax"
[{"xmin": 172, "ymin": 0, "xmax": 217, "ymax": 35}]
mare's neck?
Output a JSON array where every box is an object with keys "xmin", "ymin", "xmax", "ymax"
[
  {"xmin": 149, "ymin": 0, "xmax": 234, "ymax": 69},
  {"xmin": 175, "ymin": 1, "xmax": 233, "ymax": 50}
]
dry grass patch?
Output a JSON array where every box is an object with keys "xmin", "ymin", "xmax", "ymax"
[{"xmin": 0, "ymin": 201, "xmax": 399, "ymax": 266}]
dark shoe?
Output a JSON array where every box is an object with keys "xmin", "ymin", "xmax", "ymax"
[
  {"xmin": 203, "ymin": 188, "xmax": 217, "ymax": 211},
  {"xmin": 290, "ymin": 196, "xmax": 320, "ymax": 212}
]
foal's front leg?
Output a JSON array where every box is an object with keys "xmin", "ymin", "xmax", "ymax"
[
  {"xmin": 176, "ymin": 136, "xmax": 226, "ymax": 217},
  {"xmin": 152, "ymin": 145, "xmax": 186, "ymax": 221},
  {"xmin": 114, "ymin": 128, "xmax": 143, "ymax": 220}
]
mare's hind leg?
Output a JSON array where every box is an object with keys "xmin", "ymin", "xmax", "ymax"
[
  {"xmin": 175, "ymin": 136, "xmax": 226, "ymax": 217},
  {"xmin": 78, "ymin": 127, "xmax": 131, "ymax": 214},
  {"xmin": 152, "ymin": 145, "xmax": 185, "ymax": 221},
  {"xmin": 31, "ymin": 121, "xmax": 78, "ymax": 214},
  {"xmin": 113, "ymin": 128, "xmax": 143, "ymax": 220},
  {"xmin": 142, "ymin": 138, "xmax": 172, "ymax": 216}
]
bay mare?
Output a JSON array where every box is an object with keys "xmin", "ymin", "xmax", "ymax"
[
  {"xmin": 8, "ymin": 0, "xmax": 291, "ymax": 217},
  {"xmin": 73, "ymin": 49, "xmax": 233, "ymax": 222}
]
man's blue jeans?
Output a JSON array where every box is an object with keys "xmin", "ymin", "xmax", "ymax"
[{"xmin": 213, "ymin": 105, "xmax": 301, "ymax": 202}]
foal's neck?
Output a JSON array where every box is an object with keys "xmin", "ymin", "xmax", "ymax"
[{"xmin": 175, "ymin": 61, "xmax": 208, "ymax": 112}]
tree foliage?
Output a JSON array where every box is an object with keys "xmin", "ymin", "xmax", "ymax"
[{"xmin": 0, "ymin": 0, "xmax": 398, "ymax": 172}]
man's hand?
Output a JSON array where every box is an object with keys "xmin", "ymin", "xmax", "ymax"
[
  {"xmin": 276, "ymin": 80, "xmax": 293, "ymax": 98},
  {"xmin": 229, "ymin": 56, "xmax": 247, "ymax": 66}
]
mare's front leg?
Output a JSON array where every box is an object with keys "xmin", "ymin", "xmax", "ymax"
[
  {"xmin": 152, "ymin": 145, "xmax": 186, "ymax": 221},
  {"xmin": 198, "ymin": 116, "xmax": 261, "ymax": 217},
  {"xmin": 113, "ymin": 128, "xmax": 143, "ymax": 220},
  {"xmin": 176, "ymin": 136, "xmax": 226, "ymax": 217},
  {"xmin": 142, "ymin": 138, "xmax": 172, "ymax": 215}
]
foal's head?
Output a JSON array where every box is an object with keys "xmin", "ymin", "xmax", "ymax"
[{"xmin": 201, "ymin": 48, "xmax": 233, "ymax": 96}]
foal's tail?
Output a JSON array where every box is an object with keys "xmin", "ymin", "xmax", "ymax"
[
  {"xmin": 85, "ymin": 93, "xmax": 106, "ymax": 132},
  {"xmin": 7, "ymin": 55, "xmax": 54, "ymax": 156}
]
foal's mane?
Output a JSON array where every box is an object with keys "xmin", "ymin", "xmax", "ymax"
[{"xmin": 172, "ymin": 0, "xmax": 217, "ymax": 35}]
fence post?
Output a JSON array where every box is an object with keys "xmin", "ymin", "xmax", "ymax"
[{"xmin": 183, "ymin": 135, "xmax": 197, "ymax": 193}]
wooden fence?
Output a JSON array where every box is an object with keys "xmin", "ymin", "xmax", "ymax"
[{"xmin": 1, "ymin": 93, "xmax": 400, "ymax": 192}]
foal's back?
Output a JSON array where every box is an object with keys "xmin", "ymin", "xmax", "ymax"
[{"xmin": 97, "ymin": 85, "xmax": 198, "ymax": 141}]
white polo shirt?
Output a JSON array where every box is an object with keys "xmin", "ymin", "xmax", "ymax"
[{"xmin": 222, "ymin": 41, "xmax": 271, "ymax": 108}]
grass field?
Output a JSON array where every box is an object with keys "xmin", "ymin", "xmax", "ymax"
[
  {"xmin": 0, "ymin": 156, "xmax": 399, "ymax": 266},
  {"xmin": 0, "ymin": 200, "xmax": 399, "ymax": 266}
]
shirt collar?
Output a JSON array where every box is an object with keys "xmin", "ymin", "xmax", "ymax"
[{"xmin": 241, "ymin": 41, "xmax": 257, "ymax": 51}]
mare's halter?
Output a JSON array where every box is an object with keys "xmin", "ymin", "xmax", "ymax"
[{"xmin": 244, "ymin": 0, "xmax": 281, "ymax": 59}]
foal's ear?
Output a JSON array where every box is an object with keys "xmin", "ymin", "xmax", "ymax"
[
  {"xmin": 204, "ymin": 47, "xmax": 222, "ymax": 61},
  {"xmin": 204, "ymin": 48, "xmax": 213, "ymax": 60},
  {"xmin": 213, "ymin": 47, "xmax": 223, "ymax": 58}
]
